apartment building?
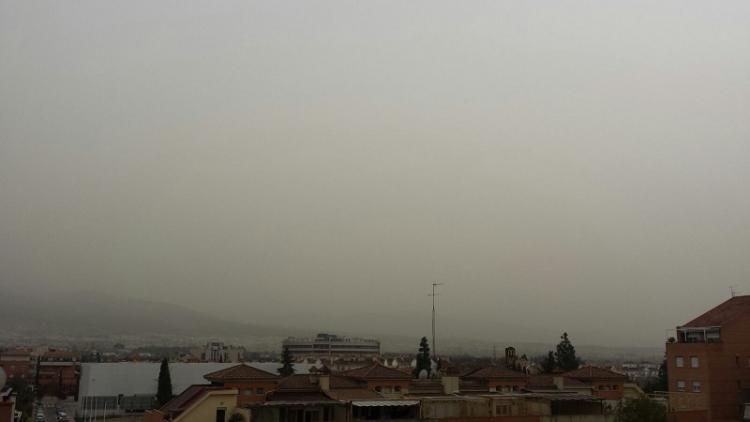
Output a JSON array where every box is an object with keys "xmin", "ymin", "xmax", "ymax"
[{"xmin": 666, "ymin": 295, "xmax": 750, "ymax": 421}]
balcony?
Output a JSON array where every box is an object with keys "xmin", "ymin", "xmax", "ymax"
[{"xmin": 675, "ymin": 327, "xmax": 720, "ymax": 343}]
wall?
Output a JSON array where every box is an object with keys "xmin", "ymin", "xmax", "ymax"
[
  {"xmin": 667, "ymin": 317, "xmax": 750, "ymax": 420},
  {"xmin": 223, "ymin": 380, "xmax": 278, "ymax": 405},
  {"xmin": 175, "ymin": 392, "xmax": 237, "ymax": 422}
]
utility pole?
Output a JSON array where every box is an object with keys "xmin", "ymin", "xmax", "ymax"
[{"xmin": 430, "ymin": 282, "xmax": 443, "ymax": 360}]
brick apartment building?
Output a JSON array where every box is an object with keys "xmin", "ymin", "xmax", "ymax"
[
  {"xmin": 36, "ymin": 350, "xmax": 80, "ymax": 397},
  {"xmin": 666, "ymin": 295, "xmax": 750, "ymax": 421},
  {"xmin": 0, "ymin": 349, "xmax": 33, "ymax": 382}
]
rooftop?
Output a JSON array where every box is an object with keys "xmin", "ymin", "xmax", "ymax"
[
  {"xmin": 562, "ymin": 366, "xmax": 625, "ymax": 381},
  {"xmin": 343, "ymin": 362, "xmax": 411, "ymax": 380},
  {"xmin": 681, "ymin": 295, "xmax": 750, "ymax": 328},
  {"xmin": 204, "ymin": 364, "xmax": 279, "ymax": 382},
  {"xmin": 462, "ymin": 365, "xmax": 527, "ymax": 379}
]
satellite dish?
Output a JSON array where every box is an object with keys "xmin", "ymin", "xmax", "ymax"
[{"xmin": 0, "ymin": 367, "xmax": 7, "ymax": 390}]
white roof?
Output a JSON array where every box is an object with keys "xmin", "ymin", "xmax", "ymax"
[{"xmin": 78, "ymin": 362, "xmax": 314, "ymax": 398}]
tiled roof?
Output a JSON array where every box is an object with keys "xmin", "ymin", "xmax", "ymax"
[
  {"xmin": 266, "ymin": 391, "xmax": 335, "ymax": 402},
  {"xmin": 343, "ymin": 363, "xmax": 411, "ymax": 380},
  {"xmin": 160, "ymin": 385, "xmax": 223, "ymax": 417},
  {"xmin": 203, "ymin": 364, "xmax": 279, "ymax": 381},
  {"xmin": 562, "ymin": 366, "xmax": 625, "ymax": 380},
  {"xmin": 462, "ymin": 366, "xmax": 527, "ymax": 379},
  {"xmin": 330, "ymin": 375, "xmax": 366, "ymax": 389},
  {"xmin": 526, "ymin": 375, "xmax": 591, "ymax": 390},
  {"xmin": 327, "ymin": 388, "xmax": 382, "ymax": 401},
  {"xmin": 276, "ymin": 375, "xmax": 319, "ymax": 391},
  {"xmin": 682, "ymin": 296, "xmax": 750, "ymax": 327}
]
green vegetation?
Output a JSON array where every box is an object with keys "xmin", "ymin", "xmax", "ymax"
[
  {"xmin": 413, "ymin": 337, "xmax": 432, "ymax": 378},
  {"xmin": 156, "ymin": 358, "xmax": 173, "ymax": 407},
  {"xmin": 278, "ymin": 346, "xmax": 295, "ymax": 377},
  {"xmin": 555, "ymin": 332, "xmax": 580, "ymax": 371},
  {"xmin": 614, "ymin": 397, "xmax": 667, "ymax": 422}
]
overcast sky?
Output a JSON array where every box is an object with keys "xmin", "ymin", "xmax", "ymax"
[{"xmin": 1, "ymin": 1, "xmax": 749, "ymax": 348}]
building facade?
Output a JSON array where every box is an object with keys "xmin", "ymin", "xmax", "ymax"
[
  {"xmin": 666, "ymin": 295, "xmax": 750, "ymax": 421},
  {"xmin": 283, "ymin": 333, "xmax": 380, "ymax": 359}
]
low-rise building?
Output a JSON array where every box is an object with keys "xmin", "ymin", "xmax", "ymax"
[
  {"xmin": 203, "ymin": 364, "xmax": 280, "ymax": 406},
  {"xmin": 144, "ymin": 385, "xmax": 241, "ymax": 422}
]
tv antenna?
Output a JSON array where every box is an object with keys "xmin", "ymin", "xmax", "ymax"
[
  {"xmin": 429, "ymin": 282, "xmax": 443, "ymax": 360},
  {"xmin": 730, "ymin": 285, "xmax": 740, "ymax": 298}
]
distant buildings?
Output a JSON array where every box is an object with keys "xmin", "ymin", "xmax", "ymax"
[
  {"xmin": 666, "ymin": 295, "xmax": 750, "ymax": 421},
  {"xmin": 190, "ymin": 342, "xmax": 245, "ymax": 363},
  {"xmin": 283, "ymin": 333, "xmax": 380, "ymax": 360}
]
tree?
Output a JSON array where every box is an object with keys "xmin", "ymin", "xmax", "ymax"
[
  {"xmin": 541, "ymin": 350, "xmax": 556, "ymax": 374},
  {"xmin": 7, "ymin": 378, "xmax": 34, "ymax": 421},
  {"xmin": 156, "ymin": 358, "xmax": 173, "ymax": 407},
  {"xmin": 614, "ymin": 397, "xmax": 666, "ymax": 422},
  {"xmin": 278, "ymin": 346, "xmax": 295, "ymax": 377},
  {"xmin": 413, "ymin": 337, "xmax": 431, "ymax": 378},
  {"xmin": 644, "ymin": 357, "xmax": 668, "ymax": 393},
  {"xmin": 555, "ymin": 332, "xmax": 580, "ymax": 371}
]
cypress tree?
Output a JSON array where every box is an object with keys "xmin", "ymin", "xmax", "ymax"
[
  {"xmin": 413, "ymin": 337, "xmax": 431, "ymax": 378},
  {"xmin": 156, "ymin": 358, "xmax": 173, "ymax": 407},
  {"xmin": 555, "ymin": 332, "xmax": 580, "ymax": 371},
  {"xmin": 278, "ymin": 346, "xmax": 295, "ymax": 376}
]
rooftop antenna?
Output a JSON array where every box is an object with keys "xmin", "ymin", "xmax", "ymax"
[
  {"xmin": 430, "ymin": 282, "xmax": 443, "ymax": 361},
  {"xmin": 730, "ymin": 285, "xmax": 739, "ymax": 298}
]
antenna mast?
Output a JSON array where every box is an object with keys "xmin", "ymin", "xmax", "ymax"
[{"xmin": 430, "ymin": 282, "xmax": 443, "ymax": 360}]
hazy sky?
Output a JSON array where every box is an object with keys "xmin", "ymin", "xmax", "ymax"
[{"xmin": 1, "ymin": 1, "xmax": 749, "ymax": 348}]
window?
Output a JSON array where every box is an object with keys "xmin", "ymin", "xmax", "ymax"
[
  {"xmin": 394, "ymin": 386, "xmax": 401, "ymax": 392},
  {"xmin": 215, "ymin": 408, "xmax": 226, "ymax": 422},
  {"xmin": 676, "ymin": 357, "xmax": 684, "ymax": 367},
  {"xmin": 375, "ymin": 386, "xmax": 382, "ymax": 392},
  {"xmin": 243, "ymin": 389, "xmax": 252, "ymax": 396},
  {"xmin": 677, "ymin": 380, "xmax": 686, "ymax": 392},
  {"xmin": 256, "ymin": 387, "xmax": 265, "ymax": 395},
  {"xmin": 692, "ymin": 381, "xmax": 701, "ymax": 392},
  {"xmin": 690, "ymin": 357, "xmax": 699, "ymax": 368}
]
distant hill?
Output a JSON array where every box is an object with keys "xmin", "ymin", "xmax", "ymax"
[
  {"xmin": 0, "ymin": 285, "xmax": 662, "ymax": 361},
  {"xmin": 0, "ymin": 286, "xmax": 302, "ymax": 340}
]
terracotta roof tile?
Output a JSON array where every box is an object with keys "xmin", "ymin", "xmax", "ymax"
[
  {"xmin": 343, "ymin": 363, "xmax": 411, "ymax": 380},
  {"xmin": 276, "ymin": 375, "xmax": 319, "ymax": 391},
  {"xmin": 159, "ymin": 385, "xmax": 225, "ymax": 417},
  {"xmin": 562, "ymin": 366, "xmax": 625, "ymax": 380},
  {"xmin": 682, "ymin": 296, "xmax": 750, "ymax": 327},
  {"xmin": 327, "ymin": 389, "xmax": 382, "ymax": 401},
  {"xmin": 203, "ymin": 364, "xmax": 279, "ymax": 382},
  {"xmin": 462, "ymin": 366, "xmax": 527, "ymax": 380},
  {"xmin": 330, "ymin": 375, "xmax": 366, "ymax": 389}
]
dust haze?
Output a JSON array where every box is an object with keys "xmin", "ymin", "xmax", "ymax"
[{"xmin": 1, "ymin": 1, "xmax": 749, "ymax": 349}]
